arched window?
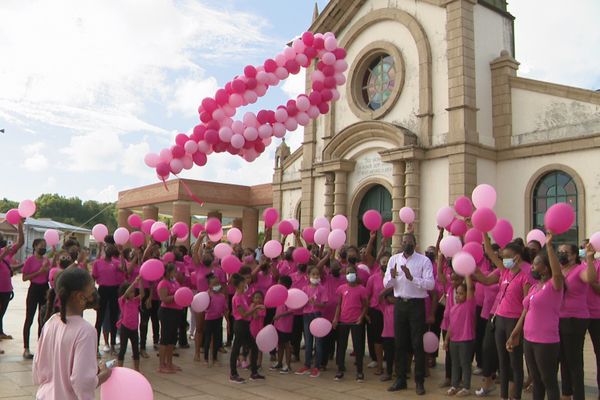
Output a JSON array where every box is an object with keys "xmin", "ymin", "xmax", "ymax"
[{"xmin": 532, "ymin": 170, "xmax": 578, "ymax": 244}]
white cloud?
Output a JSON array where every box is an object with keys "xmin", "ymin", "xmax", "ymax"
[
  {"xmin": 61, "ymin": 132, "xmax": 123, "ymax": 172},
  {"xmin": 85, "ymin": 185, "xmax": 119, "ymax": 203},
  {"xmin": 168, "ymin": 74, "xmax": 219, "ymax": 118},
  {"xmin": 281, "ymin": 69, "xmax": 307, "ymax": 99},
  {"xmin": 121, "ymin": 140, "xmax": 155, "ymax": 180},
  {"xmin": 22, "ymin": 142, "xmax": 48, "ymax": 171}
]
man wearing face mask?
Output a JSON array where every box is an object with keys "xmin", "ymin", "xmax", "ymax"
[{"xmin": 383, "ymin": 233, "xmax": 434, "ymax": 395}]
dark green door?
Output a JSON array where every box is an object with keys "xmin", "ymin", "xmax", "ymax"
[{"xmin": 357, "ymin": 185, "xmax": 392, "ymax": 250}]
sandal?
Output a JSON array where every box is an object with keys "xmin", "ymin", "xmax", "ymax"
[
  {"xmin": 475, "ymin": 386, "xmax": 496, "ymax": 397},
  {"xmin": 447, "ymin": 387, "xmax": 459, "ymax": 396}
]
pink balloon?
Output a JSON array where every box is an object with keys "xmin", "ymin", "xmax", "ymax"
[
  {"xmin": 141, "ymin": 219, "xmax": 155, "ymax": 235},
  {"xmin": 127, "ymin": 214, "xmax": 142, "ymax": 229},
  {"xmin": 278, "ymin": 220, "xmax": 294, "ymax": 236},
  {"xmin": 310, "ymin": 317, "xmax": 332, "ymax": 338},
  {"xmin": 263, "ymin": 208, "xmax": 279, "ymax": 228},
  {"xmin": 265, "ymin": 284, "xmax": 289, "ymax": 308},
  {"xmin": 44, "ymin": 229, "xmax": 60, "ymax": 246},
  {"xmin": 144, "ymin": 153, "xmax": 161, "ymax": 168},
  {"xmin": 100, "ymin": 367, "xmax": 152, "ymax": 400},
  {"xmin": 226, "ymin": 228, "xmax": 242, "ymax": 244},
  {"xmin": 18, "ymin": 199, "xmax": 36, "ymax": 218},
  {"xmin": 328, "ymin": 229, "xmax": 346, "ymax": 250},
  {"xmin": 436, "ymin": 206, "xmax": 455, "ymax": 228},
  {"xmin": 382, "ymin": 222, "xmax": 396, "ymax": 238},
  {"xmin": 491, "ymin": 219, "xmax": 514, "ymax": 248},
  {"xmin": 314, "ymin": 228, "xmax": 330, "ymax": 246},
  {"xmin": 214, "ymin": 243, "xmax": 233, "ymax": 259},
  {"xmin": 191, "ymin": 292, "xmax": 210, "ymax": 313},
  {"xmin": 92, "ymin": 224, "xmax": 109, "ymax": 243},
  {"xmin": 129, "ymin": 231, "xmax": 145, "ymax": 248},
  {"xmin": 5, "ymin": 209, "xmax": 21, "ymax": 224},
  {"xmin": 256, "ymin": 324, "xmax": 278, "ymax": 352},
  {"xmin": 150, "ymin": 221, "xmax": 167, "ymax": 235},
  {"xmin": 289, "ymin": 218, "xmax": 300, "ymax": 231},
  {"xmin": 590, "ymin": 231, "xmax": 600, "ymax": 253},
  {"xmin": 453, "ymin": 251, "xmax": 476, "ymax": 277},
  {"xmin": 152, "ymin": 227, "xmax": 169, "ymax": 243},
  {"xmin": 171, "ymin": 222, "xmax": 189, "ymax": 239},
  {"xmin": 399, "ymin": 207, "xmax": 415, "ymax": 224},
  {"xmin": 472, "ymin": 184, "xmax": 497, "ymax": 209},
  {"xmin": 205, "ymin": 218, "xmax": 222, "ymax": 235},
  {"xmin": 174, "ymin": 287, "xmax": 194, "ymax": 307},
  {"xmin": 162, "ymin": 252, "xmax": 175, "ymax": 263},
  {"xmin": 292, "ymin": 247, "xmax": 311, "ymax": 264},
  {"xmin": 285, "ymin": 288, "xmax": 309, "ymax": 309},
  {"xmin": 221, "ymin": 255, "xmax": 242, "ymax": 274},
  {"xmin": 544, "ymin": 203, "xmax": 575, "ymax": 235},
  {"xmin": 140, "ymin": 259, "xmax": 165, "ymax": 281},
  {"xmin": 330, "ymin": 215, "xmax": 348, "ymax": 231},
  {"xmin": 464, "ymin": 228, "xmax": 483, "ymax": 244},
  {"xmin": 526, "ymin": 229, "xmax": 546, "ymax": 247},
  {"xmin": 440, "ymin": 236, "xmax": 463, "ymax": 258},
  {"xmin": 362, "ymin": 210, "xmax": 382, "ymax": 231},
  {"xmin": 471, "ymin": 207, "xmax": 497, "ymax": 233},
  {"xmin": 113, "ymin": 227, "xmax": 130, "ymax": 246},
  {"xmin": 423, "ymin": 332, "xmax": 439, "ymax": 354},
  {"xmin": 302, "ymin": 227, "xmax": 316, "ymax": 244},
  {"xmin": 462, "ymin": 242, "xmax": 484, "ymax": 264},
  {"xmin": 264, "ymin": 240, "xmax": 283, "ymax": 259},
  {"xmin": 208, "ymin": 229, "xmax": 223, "ymax": 243},
  {"xmin": 454, "ymin": 196, "xmax": 473, "ymax": 218},
  {"xmin": 313, "ymin": 216, "xmax": 330, "ymax": 230},
  {"xmin": 449, "ymin": 219, "xmax": 468, "ymax": 237}
]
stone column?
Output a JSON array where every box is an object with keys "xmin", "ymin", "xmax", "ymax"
[
  {"xmin": 324, "ymin": 172, "xmax": 335, "ymax": 219},
  {"xmin": 241, "ymin": 208, "xmax": 259, "ymax": 249},
  {"xmin": 490, "ymin": 50, "xmax": 519, "ymax": 149},
  {"xmin": 117, "ymin": 208, "xmax": 132, "ymax": 229},
  {"xmin": 404, "ymin": 159, "xmax": 421, "ymax": 243},
  {"xmin": 172, "ymin": 201, "xmax": 191, "ymax": 248},
  {"xmin": 391, "ymin": 161, "xmax": 406, "ymax": 253},
  {"xmin": 142, "ymin": 205, "xmax": 159, "ymax": 221},
  {"xmin": 333, "ymin": 171, "xmax": 348, "ymax": 217}
]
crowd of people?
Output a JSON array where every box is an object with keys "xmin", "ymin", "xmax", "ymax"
[{"xmin": 0, "ymin": 216, "xmax": 599, "ymax": 400}]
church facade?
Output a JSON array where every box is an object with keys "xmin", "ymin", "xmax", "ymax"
[{"xmin": 272, "ymin": 0, "xmax": 600, "ymax": 251}]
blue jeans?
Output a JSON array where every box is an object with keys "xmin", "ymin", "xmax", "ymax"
[{"xmin": 303, "ymin": 313, "xmax": 324, "ymax": 368}]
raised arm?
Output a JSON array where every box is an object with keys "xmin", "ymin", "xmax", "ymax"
[
  {"xmin": 583, "ymin": 242, "xmax": 598, "ymax": 284},
  {"xmin": 484, "ymin": 233, "xmax": 504, "ymax": 271},
  {"xmin": 546, "ymin": 233, "xmax": 564, "ymax": 291},
  {"xmin": 465, "ymin": 274, "xmax": 474, "ymax": 300},
  {"xmin": 436, "ymin": 253, "xmax": 447, "ymax": 286},
  {"xmin": 363, "ymin": 231, "xmax": 376, "ymax": 267}
]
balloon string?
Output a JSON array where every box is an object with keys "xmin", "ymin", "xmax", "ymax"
[{"xmin": 174, "ymin": 175, "xmax": 205, "ymax": 207}]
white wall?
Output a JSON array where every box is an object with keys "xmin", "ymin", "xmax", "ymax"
[
  {"xmin": 281, "ymin": 189, "xmax": 302, "ymax": 221},
  {"xmin": 312, "ymin": 176, "xmax": 326, "ymax": 220},
  {"xmin": 419, "ymin": 157, "xmax": 449, "ymax": 248},
  {"xmin": 282, "ymin": 155, "xmax": 302, "ymax": 183},
  {"xmin": 477, "ymin": 158, "xmax": 497, "ymax": 187}
]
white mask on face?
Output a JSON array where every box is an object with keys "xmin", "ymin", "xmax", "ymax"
[
  {"xmin": 346, "ymin": 273, "xmax": 357, "ymax": 283},
  {"xmin": 310, "ymin": 278, "xmax": 320, "ymax": 285}
]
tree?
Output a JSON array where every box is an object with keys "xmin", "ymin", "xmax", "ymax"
[{"xmin": 0, "ymin": 198, "xmax": 18, "ymax": 213}]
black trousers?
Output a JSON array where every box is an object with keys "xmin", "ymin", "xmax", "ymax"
[
  {"xmin": 23, "ymin": 283, "xmax": 49, "ymax": 349},
  {"xmin": 442, "ymin": 330, "xmax": 452, "ymax": 379},
  {"xmin": 226, "ymin": 294, "xmax": 234, "ymax": 345},
  {"xmin": 559, "ymin": 317, "xmax": 589, "ymax": 400},
  {"xmin": 474, "ymin": 306, "xmax": 486, "ymax": 368},
  {"xmin": 118, "ymin": 326, "xmax": 140, "ymax": 361},
  {"xmin": 0, "ymin": 291, "xmax": 13, "ymax": 335},
  {"xmin": 322, "ymin": 328, "xmax": 337, "ymax": 367},
  {"xmin": 177, "ymin": 306, "xmax": 189, "ymax": 346},
  {"xmin": 291, "ymin": 314, "xmax": 304, "ymax": 359},
  {"xmin": 430, "ymin": 303, "xmax": 445, "ymax": 359},
  {"xmin": 482, "ymin": 318, "xmax": 498, "ymax": 377},
  {"xmin": 383, "ymin": 337, "xmax": 396, "ymax": 376},
  {"xmin": 450, "ymin": 340, "xmax": 475, "ymax": 389},
  {"xmin": 230, "ymin": 320, "xmax": 258, "ymax": 376},
  {"xmin": 204, "ymin": 318, "xmax": 223, "ymax": 361},
  {"xmin": 95, "ymin": 285, "xmax": 119, "ymax": 347},
  {"xmin": 524, "ymin": 340, "xmax": 560, "ymax": 400},
  {"xmin": 394, "ymin": 298, "xmax": 426, "ymax": 384},
  {"xmin": 495, "ymin": 316, "xmax": 524, "ymax": 400},
  {"xmin": 336, "ymin": 323, "xmax": 365, "ymax": 374},
  {"xmin": 589, "ymin": 318, "xmax": 600, "ymax": 397},
  {"xmin": 140, "ymin": 297, "xmax": 160, "ymax": 349},
  {"xmin": 367, "ymin": 307, "xmax": 384, "ymax": 362}
]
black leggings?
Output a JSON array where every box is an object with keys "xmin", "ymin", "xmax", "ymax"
[
  {"xmin": 336, "ymin": 323, "xmax": 365, "ymax": 374},
  {"xmin": 367, "ymin": 307, "xmax": 383, "ymax": 361},
  {"xmin": 291, "ymin": 314, "xmax": 303, "ymax": 359},
  {"xmin": 474, "ymin": 307, "xmax": 487, "ymax": 368},
  {"xmin": 118, "ymin": 326, "xmax": 140, "ymax": 361},
  {"xmin": 524, "ymin": 340, "xmax": 560, "ymax": 400},
  {"xmin": 442, "ymin": 330, "xmax": 452, "ymax": 380},
  {"xmin": 159, "ymin": 307, "xmax": 181, "ymax": 346},
  {"xmin": 322, "ymin": 328, "xmax": 337, "ymax": 367},
  {"xmin": 0, "ymin": 291, "xmax": 13, "ymax": 335},
  {"xmin": 140, "ymin": 293, "xmax": 160, "ymax": 350},
  {"xmin": 383, "ymin": 337, "xmax": 396, "ymax": 376},
  {"xmin": 177, "ymin": 306, "xmax": 188, "ymax": 346},
  {"xmin": 23, "ymin": 283, "xmax": 49, "ymax": 349},
  {"xmin": 204, "ymin": 318, "xmax": 223, "ymax": 361},
  {"xmin": 589, "ymin": 318, "xmax": 600, "ymax": 398},
  {"xmin": 482, "ymin": 318, "xmax": 498, "ymax": 377},
  {"xmin": 495, "ymin": 316, "xmax": 523, "ymax": 400},
  {"xmin": 95, "ymin": 285, "xmax": 119, "ymax": 347},
  {"xmin": 230, "ymin": 320, "xmax": 258, "ymax": 376},
  {"xmin": 559, "ymin": 317, "xmax": 588, "ymax": 400}
]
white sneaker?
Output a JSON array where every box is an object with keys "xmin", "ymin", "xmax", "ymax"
[
  {"xmin": 367, "ymin": 361, "xmax": 378, "ymax": 368},
  {"xmin": 102, "ymin": 345, "xmax": 110, "ymax": 352}
]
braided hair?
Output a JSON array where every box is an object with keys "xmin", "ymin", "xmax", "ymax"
[{"xmin": 55, "ymin": 268, "xmax": 93, "ymax": 324}]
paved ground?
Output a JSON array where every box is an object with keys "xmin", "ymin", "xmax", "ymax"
[{"xmin": 0, "ymin": 277, "xmax": 597, "ymax": 399}]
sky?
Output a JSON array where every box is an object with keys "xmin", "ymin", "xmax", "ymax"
[{"xmin": 1, "ymin": 0, "xmax": 598, "ymax": 204}]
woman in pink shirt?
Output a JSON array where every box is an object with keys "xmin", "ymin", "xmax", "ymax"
[
  {"xmin": 22, "ymin": 238, "xmax": 50, "ymax": 359},
  {"xmin": 117, "ymin": 276, "xmax": 143, "ymax": 371},
  {"xmin": 506, "ymin": 233, "xmax": 564, "ymax": 400},
  {"xmin": 0, "ymin": 220, "xmax": 24, "ymax": 343},
  {"xmin": 157, "ymin": 263, "xmax": 182, "ymax": 373},
  {"xmin": 33, "ymin": 268, "xmax": 111, "ymax": 400},
  {"xmin": 585, "ymin": 242, "xmax": 600, "ymax": 399},
  {"xmin": 557, "ymin": 241, "xmax": 597, "ymax": 400}
]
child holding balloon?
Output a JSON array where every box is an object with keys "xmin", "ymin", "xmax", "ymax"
[
  {"xmin": 381, "ymin": 292, "xmax": 396, "ymax": 382},
  {"xmin": 249, "ymin": 291, "xmax": 266, "ymax": 369},
  {"xmin": 272, "ymin": 275, "xmax": 294, "ymax": 374},
  {"xmin": 203, "ymin": 273, "xmax": 228, "ymax": 366},
  {"xmin": 117, "ymin": 276, "xmax": 143, "ymax": 371}
]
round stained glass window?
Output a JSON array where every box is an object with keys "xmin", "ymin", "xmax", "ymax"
[{"xmin": 361, "ymin": 54, "xmax": 396, "ymax": 111}]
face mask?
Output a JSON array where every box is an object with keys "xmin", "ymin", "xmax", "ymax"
[
  {"xmin": 212, "ymin": 285, "xmax": 222, "ymax": 292},
  {"xmin": 37, "ymin": 248, "xmax": 47, "ymax": 256},
  {"xmin": 531, "ymin": 270, "xmax": 542, "ymax": 280},
  {"xmin": 578, "ymin": 249, "xmax": 586, "ymax": 259},
  {"xmin": 557, "ymin": 252, "xmax": 569, "ymax": 265},
  {"xmin": 346, "ymin": 273, "xmax": 357, "ymax": 283},
  {"xmin": 503, "ymin": 258, "xmax": 515, "ymax": 269},
  {"xmin": 84, "ymin": 289, "xmax": 100, "ymax": 309},
  {"xmin": 310, "ymin": 278, "xmax": 320, "ymax": 285},
  {"xmin": 0, "ymin": 240, "xmax": 7, "ymax": 249},
  {"xmin": 175, "ymin": 254, "xmax": 184, "ymax": 262},
  {"xmin": 403, "ymin": 244, "xmax": 415, "ymax": 256},
  {"xmin": 298, "ymin": 265, "xmax": 307, "ymax": 273},
  {"xmin": 339, "ymin": 251, "xmax": 348, "ymax": 259},
  {"xmin": 331, "ymin": 269, "xmax": 340, "ymax": 278},
  {"xmin": 244, "ymin": 284, "xmax": 249, "ymax": 292},
  {"xmin": 348, "ymin": 256, "xmax": 358, "ymax": 264},
  {"xmin": 59, "ymin": 258, "xmax": 72, "ymax": 269}
]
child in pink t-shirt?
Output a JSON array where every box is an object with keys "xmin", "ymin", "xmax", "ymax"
[
  {"xmin": 444, "ymin": 275, "xmax": 476, "ymax": 396},
  {"xmin": 381, "ymin": 294, "xmax": 396, "ymax": 381},
  {"xmin": 271, "ymin": 275, "xmax": 294, "ymax": 374},
  {"xmin": 117, "ymin": 276, "xmax": 143, "ymax": 371},
  {"xmin": 249, "ymin": 291, "xmax": 266, "ymax": 369},
  {"xmin": 203, "ymin": 274, "xmax": 228, "ymax": 366}
]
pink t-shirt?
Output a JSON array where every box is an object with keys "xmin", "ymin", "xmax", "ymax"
[
  {"xmin": 255, "ymin": 270, "xmax": 274, "ymax": 295},
  {"xmin": 0, "ymin": 250, "xmax": 15, "ymax": 292},
  {"xmin": 357, "ymin": 265, "xmax": 370, "ymax": 287},
  {"xmin": 33, "ymin": 315, "xmax": 98, "ymax": 400},
  {"xmin": 194, "ymin": 264, "xmax": 212, "ymax": 293},
  {"xmin": 441, "ymin": 286, "xmax": 456, "ymax": 331},
  {"xmin": 449, "ymin": 298, "xmax": 477, "ymax": 342},
  {"xmin": 588, "ymin": 260, "xmax": 600, "ymax": 319},
  {"xmin": 274, "ymin": 304, "xmax": 293, "ymax": 333},
  {"xmin": 205, "ymin": 292, "xmax": 227, "ymax": 320},
  {"xmin": 126, "ymin": 263, "xmax": 140, "ymax": 284},
  {"xmin": 381, "ymin": 302, "xmax": 395, "ymax": 338},
  {"xmin": 366, "ymin": 270, "xmax": 385, "ymax": 310},
  {"xmin": 560, "ymin": 263, "xmax": 590, "ymax": 319},
  {"xmin": 475, "ymin": 259, "xmax": 491, "ymax": 307},
  {"xmin": 302, "ymin": 284, "xmax": 328, "ymax": 314},
  {"xmin": 232, "ymin": 293, "xmax": 251, "ymax": 321},
  {"xmin": 157, "ymin": 279, "xmax": 182, "ymax": 310},
  {"xmin": 277, "ymin": 260, "xmax": 295, "ymax": 276},
  {"xmin": 323, "ymin": 273, "xmax": 345, "ymax": 321},
  {"xmin": 23, "ymin": 255, "xmax": 49, "ymax": 284},
  {"xmin": 481, "ymin": 281, "xmax": 500, "ymax": 320},
  {"xmin": 250, "ymin": 307, "xmax": 266, "ymax": 338},
  {"xmin": 291, "ymin": 272, "xmax": 308, "ymax": 316},
  {"xmin": 175, "ymin": 260, "xmax": 192, "ymax": 289},
  {"xmin": 117, "ymin": 296, "xmax": 141, "ymax": 330},
  {"xmin": 336, "ymin": 284, "xmax": 367, "ymax": 324},
  {"xmin": 49, "ymin": 267, "xmax": 60, "ymax": 289},
  {"xmin": 494, "ymin": 266, "xmax": 532, "ymax": 319},
  {"xmin": 523, "ymin": 280, "xmax": 563, "ymax": 343},
  {"xmin": 92, "ymin": 258, "xmax": 123, "ymax": 287}
]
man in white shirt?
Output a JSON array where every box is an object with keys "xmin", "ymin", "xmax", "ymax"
[{"xmin": 383, "ymin": 232, "xmax": 434, "ymax": 395}]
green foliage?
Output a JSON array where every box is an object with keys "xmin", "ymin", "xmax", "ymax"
[{"xmin": 0, "ymin": 198, "xmax": 19, "ymax": 213}]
